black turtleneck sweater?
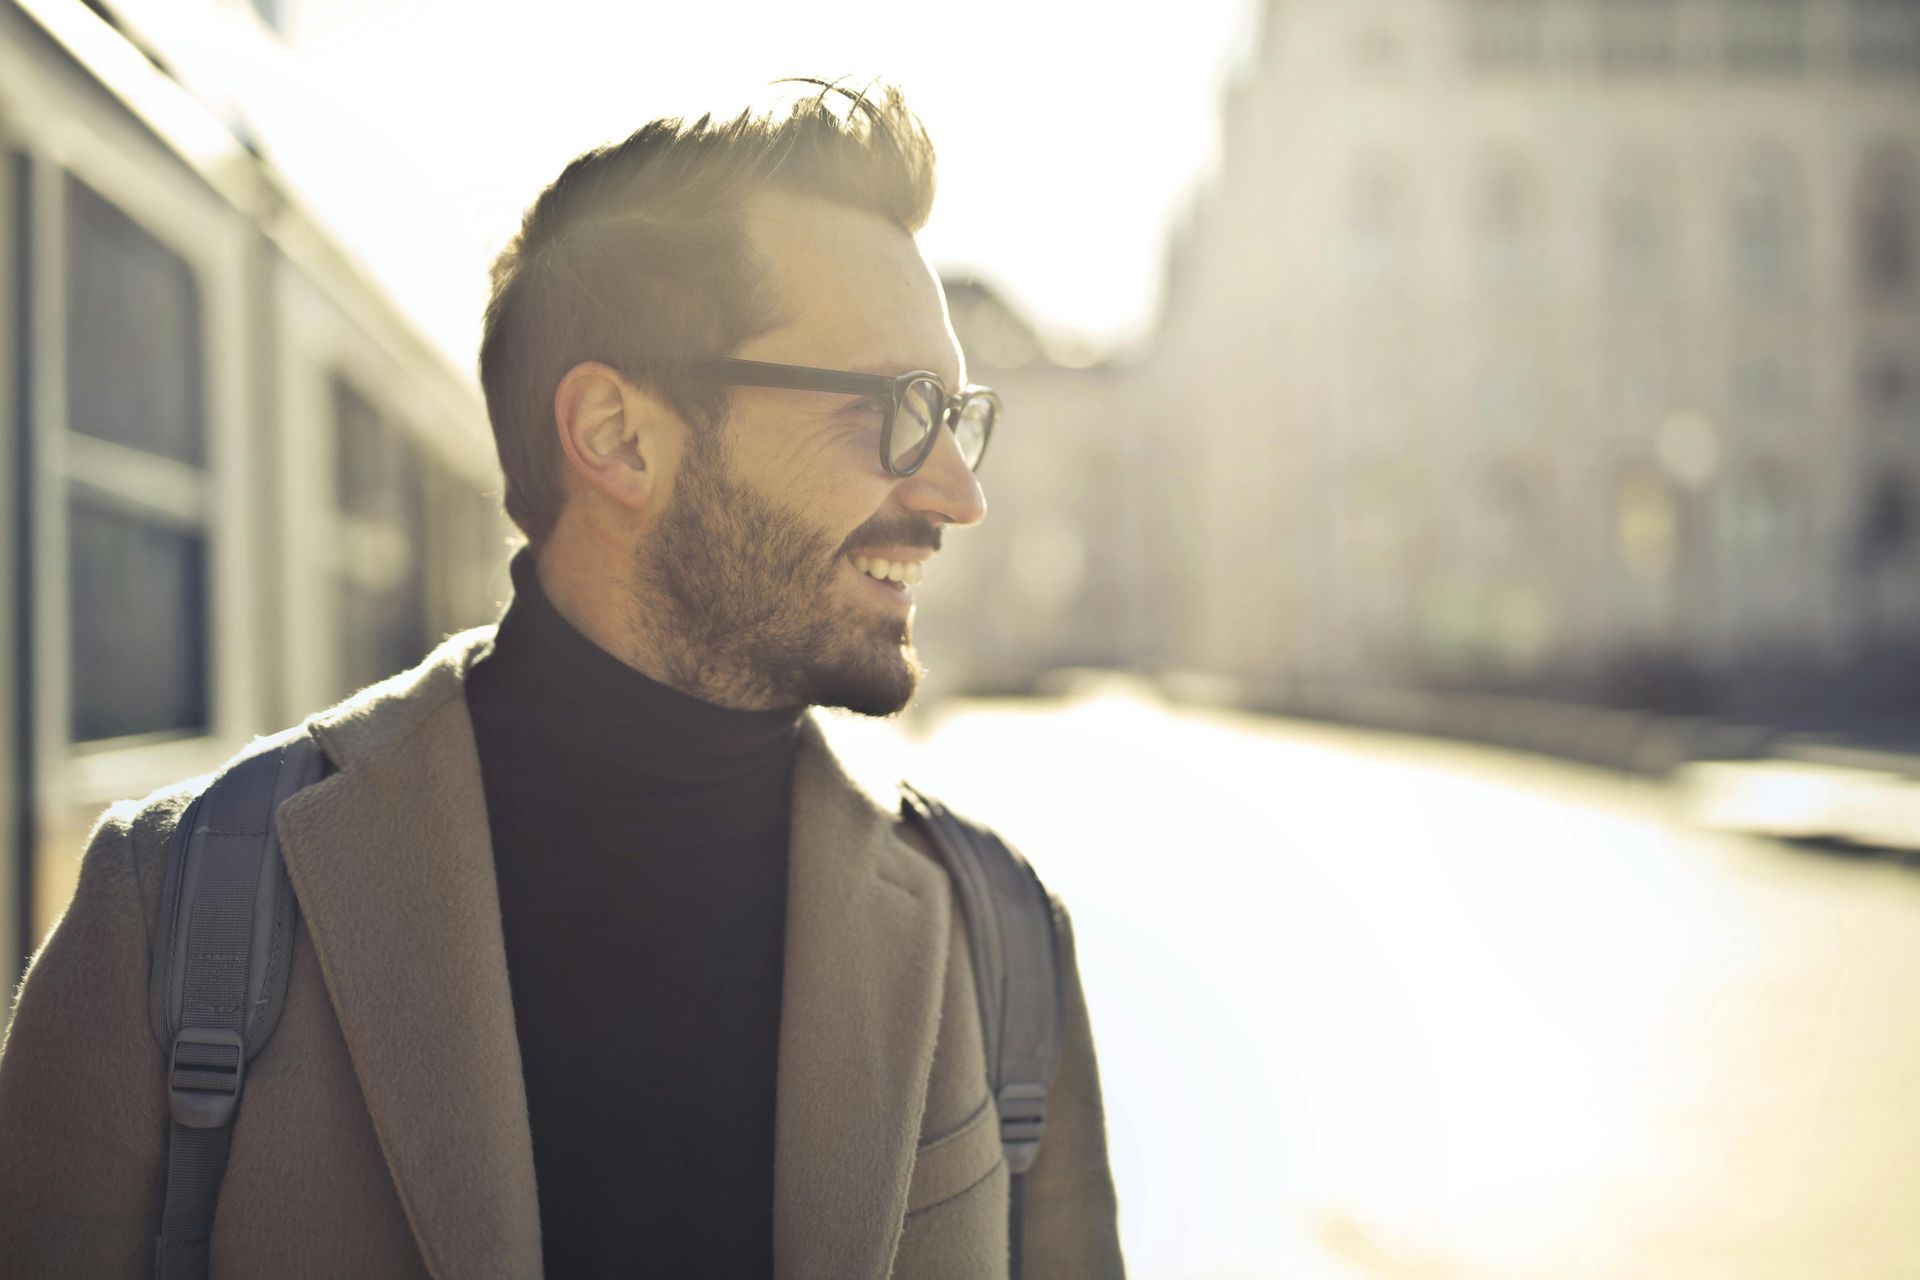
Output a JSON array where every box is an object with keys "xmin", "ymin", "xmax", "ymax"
[{"xmin": 464, "ymin": 547, "xmax": 803, "ymax": 1278}]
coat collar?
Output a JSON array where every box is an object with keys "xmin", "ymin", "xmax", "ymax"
[{"xmin": 271, "ymin": 626, "xmax": 951, "ymax": 1279}]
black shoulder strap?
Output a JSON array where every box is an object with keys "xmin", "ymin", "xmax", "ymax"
[
  {"xmin": 898, "ymin": 782, "xmax": 1064, "ymax": 1280},
  {"xmin": 145, "ymin": 732, "xmax": 328, "ymax": 1280}
]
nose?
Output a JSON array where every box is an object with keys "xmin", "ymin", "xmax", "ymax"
[{"xmin": 898, "ymin": 415, "xmax": 988, "ymax": 528}]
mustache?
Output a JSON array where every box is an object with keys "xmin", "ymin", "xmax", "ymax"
[{"xmin": 842, "ymin": 520, "xmax": 942, "ymax": 556}]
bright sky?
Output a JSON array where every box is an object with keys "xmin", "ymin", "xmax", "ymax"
[{"xmin": 276, "ymin": 0, "xmax": 1260, "ymax": 372}]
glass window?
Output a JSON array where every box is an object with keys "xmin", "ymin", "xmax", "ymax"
[
  {"xmin": 1478, "ymin": 154, "xmax": 1545, "ymax": 289},
  {"xmin": 1729, "ymin": 354, "xmax": 1806, "ymax": 426},
  {"xmin": 1730, "ymin": 145, "xmax": 1804, "ymax": 305},
  {"xmin": 333, "ymin": 377, "xmax": 394, "ymax": 521},
  {"xmin": 65, "ymin": 175, "xmax": 206, "ymax": 467},
  {"xmin": 1725, "ymin": 0, "xmax": 1808, "ymax": 71},
  {"xmin": 1859, "ymin": 143, "xmax": 1916, "ymax": 303},
  {"xmin": 1604, "ymin": 153, "xmax": 1674, "ymax": 303},
  {"xmin": 1464, "ymin": 0, "xmax": 1548, "ymax": 69},
  {"xmin": 1719, "ymin": 466, "xmax": 1798, "ymax": 558},
  {"xmin": 1597, "ymin": 0, "xmax": 1677, "ymax": 73},
  {"xmin": 1859, "ymin": 350, "xmax": 1914, "ymax": 426},
  {"xmin": 1852, "ymin": 0, "xmax": 1920, "ymax": 73},
  {"xmin": 63, "ymin": 175, "xmax": 213, "ymax": 743},
  {"xmin": 1854, "ymin": 472, "xmax": 1913, "ymax": 570},
  {"xmin": 331, "ymin": 374, "xmax": 431, "ymax": 692},
  {"xmin": 68, "ymin": 496, "xmax": 209, "ymax": 741},
  {"xmin": 1470, "ymin": 464, "xmax": 1540, "ymax": 564},
  {"xmin": 337, "ymin": 570, "xmax": 430, "ymax": 695}
]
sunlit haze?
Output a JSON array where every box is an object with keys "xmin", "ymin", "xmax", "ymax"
[{"xmin": 272, "ymin": 0, "xmax": 1259, "ymax": 370}]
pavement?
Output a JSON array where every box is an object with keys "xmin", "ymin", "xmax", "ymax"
[
  {"xmin": 1219, "ymin": 676, "xmax": 1920, "ymax": 854},
  {"xmin": 822, "ymin": 685, "xmax": 1920, "ymax": 1279}
]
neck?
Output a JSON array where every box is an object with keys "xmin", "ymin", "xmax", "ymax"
[{"xmin": 532, "ymin": 533, "xmax": 796, "ymax": 713}]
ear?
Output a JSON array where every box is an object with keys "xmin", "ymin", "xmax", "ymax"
[{"xmin": 552, "ymin": 362, "xmax": 680, "ymax": 514}]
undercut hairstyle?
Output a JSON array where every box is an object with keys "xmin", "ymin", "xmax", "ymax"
[{"xmin": 478, "ymin": 79, "xmax": 938, "ymax": 549}]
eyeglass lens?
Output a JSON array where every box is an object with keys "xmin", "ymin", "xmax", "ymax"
[
  {"xmin": 889, "ymin": 378, "xmax": 995, "ymax": 474},
  {"xmin": 953, "ymin": 395, "xmax": 994, "ymax": 469},
  {"xmin": 890, "ymin": 378, "xmax": 947, "ymax": 474}
]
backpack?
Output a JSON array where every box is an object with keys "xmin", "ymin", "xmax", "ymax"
[{"xmin": 147, "ymin": 733, "xmax": 1065, "ymax": 1280}]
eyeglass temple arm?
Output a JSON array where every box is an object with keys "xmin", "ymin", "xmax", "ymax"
[{"xmin": 688, "ymin": 359, "xmax": 903, "ymax": 397}]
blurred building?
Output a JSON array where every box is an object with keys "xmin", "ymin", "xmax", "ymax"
[
  {"xmin": 1147, "ymin": 0, "xmax": 1920, "ymax": 724},
  {"xmin": 911, "ymin": 278, "xmax": 1165, "ymax": 699},
  {"xmin": 0, "ymin": 0, "xmax": 509, "ymax": 989}
]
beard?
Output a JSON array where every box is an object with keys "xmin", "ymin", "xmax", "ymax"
[{"xmin": 630, "ymin": 426, "xmax": 925, "ymax": 717}]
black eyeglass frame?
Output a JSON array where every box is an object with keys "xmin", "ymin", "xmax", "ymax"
[{"xmin": 688, "ymin": 357, "xmax": 998, "ymax": 477}]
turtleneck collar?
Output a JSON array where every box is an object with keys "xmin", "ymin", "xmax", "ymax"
[{"xmin": 474, "ymin": 545, "xmax": 804, "ymax": 781}]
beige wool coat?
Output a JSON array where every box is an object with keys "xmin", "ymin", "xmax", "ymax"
[{"xmin": 0, "ymin": 626, "xmax": 1125, "ymax": 1278}]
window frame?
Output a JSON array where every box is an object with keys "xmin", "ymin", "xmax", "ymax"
[
  {"xmin": 273, "ymin": 269, "xmax": 503, "ymax": 718},
  {"xmin": 21, "ymin": 132, "xmax": 259, "ymax": 812}
]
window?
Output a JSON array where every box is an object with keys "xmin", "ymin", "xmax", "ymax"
[
  {"xmin": 1852, "ymin": 0, "xmax": 1920, "ymax": 73},
  {"xmin": 1725, "ymin": 0, "xmax": 1808, "ymax": 72},
  {"xmin": 1859, "ymin": 350, "xmax": 1915, "ymax": 426},
  {"xmin": 1603, "ymin": 153, "xmax": 1674, "ymax": 303},
  {"xmin": 1477, "ymin": 153, "xmax": 1545, "ymax": 289},
  {"xmin": 63, "ymin": 174, "xmax": 212, "ymax": 742},
  {"xmin": 67, "ymin": 498, "xmax": 209, "ymax": 741},
  {"xmin": 1859, "ymin": 143, "xmax": 1916, "ymax": 303},
  {"xmin": 1719, "ymin": 466, "xmax": 1798, "ymax": 559},
  {"xmin": 1465, "ymin": 0, "xmax": 1548, "ymax": 69},
  {"xmin": 1470, "ymin": 464, "xmax": 1542, "ymax": 564},
  {"xmin": 66, "ymin": 177, "xmax": 206, "ymax": 466},
  {"xmin": 1729, "ymin": 145, "xmax": 1804, "ymax": 305},
  {"xmin": 1729, "ymin": 354, "xmax": 1806, "ymax": 427},
  {"xmin": 1603, "ymin": 340, "xmax": 1676, "ymax": 426},
  {"xmin": 1597, "ymin": 0, "xmax": 1678, "ymax": 73},
  {"xmin": 1854, "ymin": 472, "xmax": 1914, "ymax": 570},
  {"xmin": 331, "ymin": 376, "xmax": 430, "ymax": 692}
]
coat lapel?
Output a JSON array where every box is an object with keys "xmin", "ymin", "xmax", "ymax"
[
  {"xmin": 272, "ymin": 628, "xmax": 543, "ymax": 1280},
  {"xmin": 774, "ymin": 715, "xmax": 952, "ymax": 1279},
  {"xmin": 264, "ymin": 625, "xmax": 952, "ymax": 1280}
]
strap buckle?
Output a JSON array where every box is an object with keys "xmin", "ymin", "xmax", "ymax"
[
  {"xmin": 997, "ymin": 1082, "xmax": 1047, "ymax": 1175},
  {"xmin": 168, "ymin": 1027, "xmax": 245, "ymax": 1129}
]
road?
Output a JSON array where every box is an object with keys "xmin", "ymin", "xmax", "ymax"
[{"xmin": 820, "ymin": 680, "xmax": 1920, "ymax": 1280}]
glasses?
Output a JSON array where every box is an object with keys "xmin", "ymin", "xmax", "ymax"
[{"xmin": 688, "ymin": 357, "xmax": 999, "ymax": 478}]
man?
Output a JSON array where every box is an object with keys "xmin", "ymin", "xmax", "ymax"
[{"xmin": 0, "ymin": 83, "xmax": 1124, "ymax": 1277}]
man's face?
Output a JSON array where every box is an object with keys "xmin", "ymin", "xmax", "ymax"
[{"xmin": 631, "ymin": 191, "xmax": 987, "ymax": 717}]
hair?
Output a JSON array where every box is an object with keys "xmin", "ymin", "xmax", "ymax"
[{"xmin": 477, "ymin": 79, "xmax": 937, "ymax": 549}]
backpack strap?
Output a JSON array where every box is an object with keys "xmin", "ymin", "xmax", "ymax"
[
  {"xmin": 898, "ymin": 782, "xmax": 1064, "ymax": 1280},
  {"xmin": 145, "ymin": 732, "xmax": 328, "ymax": 1280}
]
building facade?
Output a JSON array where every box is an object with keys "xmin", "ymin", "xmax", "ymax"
[
  {"xmin": 1147, "ymin": 0, "xmax": 1920, "ymax": 720},
  {"xmin": 0, "ymin": 0, "xmax": 511, "ymax": 990},
  {"xmin": 912, "ymin": 279, "xmax": 1163, "ymax": 700}
]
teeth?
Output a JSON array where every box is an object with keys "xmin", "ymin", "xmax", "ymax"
[{"xmin": 850, "ymin": 555, "xmax": 923, "ymax": 585}]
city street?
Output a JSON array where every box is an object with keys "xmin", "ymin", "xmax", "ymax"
[{"xmin": 822, "ymin": 683, "xmax": 1920, "ymax": 1280}]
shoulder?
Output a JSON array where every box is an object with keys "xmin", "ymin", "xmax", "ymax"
[
  {"xmin": 88, "ymin": 776, "xmax": 199, "ymax": 945},
  {"xmin": 89, "ymin": 720, "xmax": 319, "ymax": 943},
  {"xmin": 94, "ymin": 626, "xmax": 500, "ymax": 924}
]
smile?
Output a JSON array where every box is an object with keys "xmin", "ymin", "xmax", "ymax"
[
  {"xmin": 845, "ymin": 554, "xmax": 917, "ymax": 603},
  {"xmin": 849, "ymin": 554, "xmax": 923, "ymax": 586}
]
